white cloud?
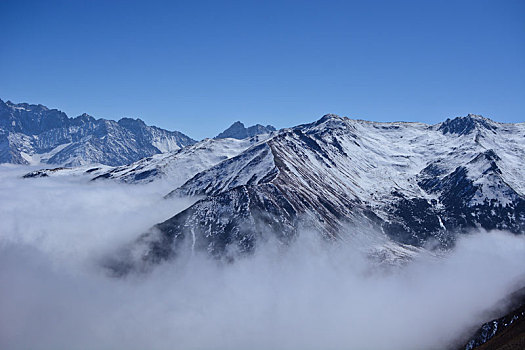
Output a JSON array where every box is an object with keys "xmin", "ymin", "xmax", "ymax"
[{"xmin": 0, "ymin": 165, "xmax": 524, "ymax": 350}]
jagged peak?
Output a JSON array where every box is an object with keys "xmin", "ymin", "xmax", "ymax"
[
  {"xmin": 73, "ymin": 113, "xmax": 96, "ymax": 124},
  {"xmin": 230, "ymin": 121, "xmax": 245, "ymax": 127},
  {"xmin": 318, "ymin": 114, "xmax": 344, "ymax": 123},
  {"xmin": 215, "ymin": 121, "xmax": 275, "ymax": 139},
  {"xmin": 299, "ymin": 114, "xmax": 349, "ymax": 132},
  {"xmin": 3, "ymin": 100, "xmax": 50, "ymax": 112},
  {"xmin": 323, "ymin": 113, "xmax": 342, "ymax": 118},
  {"xmin": 465, "ymin": 149, "xmax": 503, "ymax": 180},
  {"xmin": 118, "ymin": 117, "xmax": 146, "ymax": 125},
  {"xmin": 466, "ymin": 113, "xmax": 485, "ymax": 119},
  {"xmin": 438, "ymin": 114, "xmax": 497, "ymax": 135},
  {"xmin": 469, "ymin": 149, "xmax": 501, "ymax": 164}
]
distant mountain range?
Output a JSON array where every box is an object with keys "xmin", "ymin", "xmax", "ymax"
[
  {"xmin": 0, "ymin": 99, "xmax": 277, "ymax": 167},
  {"xmin": 0, "ymin": 99, "xmax": 197, "ymax": 166}
]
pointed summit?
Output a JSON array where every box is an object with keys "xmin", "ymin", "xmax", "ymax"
[
  {"xmin": 438, "ymin": 114, "xmax": 497, "ymax": 135},
  {"xmin": 118, "ymin": 117, "xmax": 148, "ymax": 131},
  {"xmin": 215, "ymin": 121, "xmax": 276, "ymax": 139}
]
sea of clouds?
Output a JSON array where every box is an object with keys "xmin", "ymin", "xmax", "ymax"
[{"xmin": 1, "ymin": 164, "xmax": 524, "ymax": 350}]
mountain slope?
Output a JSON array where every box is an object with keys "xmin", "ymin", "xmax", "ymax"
[
  {"xmin": 461, "ymin": 288, "xmax": 525, "ymax": 350},
  {"xmin": 23, "ymin": 134, "xmax": 271, "ymax": 190},
  {"xmin": 115, "ymin": 114, "xmax": 525, "ymax": 270},
  {"xmin": 0, "ymin": 99, "xmax": 196, "ymax": 166},
  {"xmin": 90, "ymin": 135, "xmax": 268, "ymax": 185}
]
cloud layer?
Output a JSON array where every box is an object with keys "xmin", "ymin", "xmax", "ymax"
[{"xmin": 1, "ymin": 165, "xmax": 524, "ymax": 350}]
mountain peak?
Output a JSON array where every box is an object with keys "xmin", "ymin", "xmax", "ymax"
[
  {"xmin": 231, "ymin": 121, "xmax": 245, "ymax": 127},
  {"xmin": 215, "ymin": 121, "xmax": 275, "ymax": 139},
  {"xmin": 466, "ymin": 113, "xmax": 484, "ymax": 119},
  {"xmin": 321, "ymin": 113, "xmax": 342, "ymax": 120},
  {"xmin": 118, "ymin": 117, "xmax": 147, "ymax": 128},
  {"xmin": 438, "ymin": 114, "xmax": 497, "ymax": 135},
  {"xmin": 4, "ymin": 100, "xmax": 52, "ymax": 112},
  {"xmin": 303, "ymin": 114, "xmax": 349, "ymax": 132},
  {"xmin": 317, "ymin": 114, "xmax": 345, "ymax": 123},
  {"xmin": 73, "ymin": 113, "xmax": 96, "ymax": 124},
  {"xmin": 468, "ymin": 149, "xmax": 502, "ymax": 172}
]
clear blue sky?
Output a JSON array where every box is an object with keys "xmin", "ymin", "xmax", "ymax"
[{"xmin": 1, "ymin": 0, "xmax": 523, "ymax": 139}]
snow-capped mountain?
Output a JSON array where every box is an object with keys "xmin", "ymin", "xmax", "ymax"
[
  {"xmin": 117, "ymin": 113, "xmax": 525, "ymax": 270},
  {"xmin": 0, "ymin": 99, "xmax": 195, "ymax": 166},
  {"xmin": 215, "ymin": 121, "xmax": 276, "ymax": 139}
]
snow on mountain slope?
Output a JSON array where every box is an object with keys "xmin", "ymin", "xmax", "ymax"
[
  {"xmin": 91, "ymin": 136, "xmax": 267, "ymax": 186},
  {"xmin": 167, "ymin": 141, "xmax": 277, "ymax": 196},
  {"xmin": 23, "ymin": 133, "xmax": 272, "ymax": 190},
  {"xmin": 22, "ymin": 165, "xmax": 112, "ymax": 179},
  {"xmin": 0, "ymin": 99, "xmax": 196, "ymax": 166},
  {"xmin": 116, "ymin": 114, "xmax": 525, "ymax": 271}
]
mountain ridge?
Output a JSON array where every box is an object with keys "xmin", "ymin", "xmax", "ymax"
[
  {"xmin": 0, "ymin": 98, "xmax": 196, "ymax": 166},
  {"xmin": 108, "ymin": 113, "xmax": 525, "ymax": 272}
]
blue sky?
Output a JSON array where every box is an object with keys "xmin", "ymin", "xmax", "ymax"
[{"xmin": 1, "ymin": 0, "xmax": 523, "ymax": 139}]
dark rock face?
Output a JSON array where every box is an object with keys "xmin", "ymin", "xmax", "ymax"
[
  {"xmin": 150, "ymin": 184, "xmax": 297, "ymax": 262},
  {"xmin": 215, "ymin": 121, "xmax": 276, "ymax": 139},
  {"xmin": 461, "ymin": 289, "xmax": 525, "ymax": 350},
  {"xmin": 22, "ymin": 167, "xmax": 70, "ymax": 178},
  {"xmin": 438, "ymin": 114, "xmax": 497, "ymax": 135},
  {"xmin": 418, "ymin": 151, "xmax": 525, "ymax": 236},
  {"xmin": 0, "ymin": 99, "xmax": 196, "ymax": 166},
  {"xmin": 383, "ymin": 195, "xmax": 450, "ymax": 247},
  {"xmin": 0, "ymin": 99, "xmax": 70, "ymax": 135}
]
